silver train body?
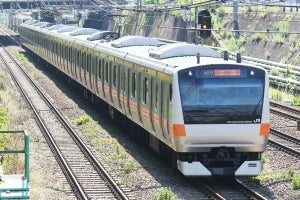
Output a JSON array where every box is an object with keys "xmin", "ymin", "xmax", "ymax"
[{"xmin": 19, "ymin": 21, "xmax": 270, "ymax": 176}]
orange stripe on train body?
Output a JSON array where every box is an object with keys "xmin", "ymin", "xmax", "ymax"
[
  {"xmin": 260, "ymin": 123, "xmax": 270, "ymax": 136},
  {"xmin": 172, "ymin": 124, "xmax": 186, "ymax": 136}
]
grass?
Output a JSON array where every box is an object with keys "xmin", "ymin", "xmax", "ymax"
[
  {"xmin": 255, "ymin": 166, "xmax": 295, "ymax": 184},
  {"xmin": 292, "ymin": 96, "xmax": 300, "ymax": 106},
  {"xmin": 292, "ymin": 175, "xmax": 300, "ymax": 190},
  {"xmin": 83, "ymin": 127, "xmax": 99, "ymax": 137},
  {"xmin": 75, "ymin": 115, "xmax": 97, "ymax": 125},
  {"xmin": 0, "ymin": 106, "xmax": 10, "ymax": 130},
  {"xmin": 154, "ymin": 187, "xmax": 178, "ymax": 200},
  {"xmin": 122, "ymin": 160, "xmax": 135, "ymax": 173},
  {"xmin": 270, "ymin": 89, "xmax": 283, "ymax": 101}
]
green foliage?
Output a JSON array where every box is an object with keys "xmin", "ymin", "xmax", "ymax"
[
  {"xmin": 256, "ymin": 167, "xmax": 294, "ymax": 183},
  {"xmin": 139, "ymin": 13, "xmax": 155, "ymax": 32},
  {"xmin": 265, "ymin": 51, "xmax": 271, "ymax": 60},
  {"xmin": 245, "ymin": 5, "xmax": 253, "ymax": 13},
  {"xmin": 251, "ymin": 32, "xmax": 267, "ymax": 43},
  {"xmin": 272, "ymin": 33, "xmax": 286, "ymax": 44},
  {"xmin": 114, "ymin": 143, "xmax": 128, "ymax": 159},
  {"xmin": 154, "ymin": 187, "xmax": 178, "ymax": 200},
  {"xmin": 289, "ymin": 34, "xmax": 298, "ymax": 47},
  {"xmin": 269, "ymin": 68, "xmax": 280, "ymax": 76},
  {"xmin": 292, "ymin": 96, "xmax": 300, "ymax": 106},
  {"xmin": 216, "ymin": 7, "xmax": 226, "ymax": 17},
  {"xmin": 261, "ymin": 153, "xmax": 269, "ymax": 163},
  {"xmin": 285, "ymin": 82, "xmax": 295, "ymax": 94},
  {"xmin": 0, "ymin": 107, "xmax": 10, "ymax": 130},
  {"xmin": 292, "ymin": 175, "xmax": 300, "ymax": 190},
  {"xmin": 284, "ymin": 65, "xmax": 292, "ymax": 78},
  {"xmin": 270, "ymin": 90, "xmax": 282, "ymax": 101},
  {"xmin": 91, "ymin": 137, "xmax": 128, "ymax": 159},
  {"xmin": 275, "ymin": 21, "xmax": 289, "ymax": 36},
  {"xmin": 75, "ymin": 115, "xmax": 96, "ymax": 125},
  {"xmin": 15, "ymin": 53, "xmax": 32, "ymax": 64},
  {"xmin": 223, "ymin": 37, "xmax": 245, "ymax": 54},
  {"xmin": 0, "ymin": 82, "xmax": 4, "ymax": 91},
  {"xmin": 123, "ymin": 160, "xmax": 135, "ymax": 173},
  {"xmin": 83, "ymin": 127, "xmax": 98, "ymax": 137}
]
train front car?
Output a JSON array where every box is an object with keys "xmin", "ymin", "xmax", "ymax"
[{"xmin": 172, "ymin": 62, "xmax": 269, "ymax": 176}]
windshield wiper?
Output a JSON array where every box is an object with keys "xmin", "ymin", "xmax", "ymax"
[{"xmin": 184, "ymin": 109, "xmax": 209, "ymax": 114}]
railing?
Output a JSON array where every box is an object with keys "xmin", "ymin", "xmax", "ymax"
[{"xmin": 0, "ymin": 130, "xmax": 29, "ymax": 199}]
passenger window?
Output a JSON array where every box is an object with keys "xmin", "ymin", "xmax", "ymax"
[
  {"xmin": 142, "ymin": 77, "xmax": 148, "ymax": 105},
  {"xmin": 87, "ymin": 54, "xmax": 91, "ymax": 72},
  {"xmin": 98, "ymin": 59, "xmax": 102, "ymax": 79},
  {"xmin": 155, "ymin": 81, "xmax": 159, "ymax": 110},
  {"xmin": 112, "ymin": 65, "xmax": 117, "ymax": 87},
  {"xmin": 105, "ymin": 62, "xmax": 109, "ymax": 83},
  {"xmin": 81, "ymin": 52, "xmax": 85, "ymax": 69},
  {"xmin": 169, "ymin": 84, "xmax": 172, "ymax": 102},
  {"xmin": 120, "ymin": 68, "xmax": 125, "ymax": 92},
  {"xmin": 131, "ymin": 72, "xmax": 136, "ymax": 99}
]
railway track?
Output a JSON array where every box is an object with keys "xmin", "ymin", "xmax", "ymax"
[
  {"xmin": 268, "ymin": 128, "xmax": 300, "ymax": 158},
  {"xmin": 0, "ymin": 41, "xmax": 129, "ymax": 199},
  {"xmin": 269, "ymin": 100, "xmax": 300, "ymax": 158},
  {"xmin": 193, "ymin": 178, "xmax": 267, "ymax": 200},
  {"xmin": 270, "ymin": 101, "xmax": 300, "ymax": 122}
]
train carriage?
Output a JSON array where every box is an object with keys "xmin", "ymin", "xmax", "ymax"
[{"xmin": 19, "ymin": 22, "xmax": 270, "ymax": 176}]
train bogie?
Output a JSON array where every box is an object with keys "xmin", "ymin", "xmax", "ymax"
[{"xmin": 19, "ymin": 22, "xmax": 270, "ymax": 176}]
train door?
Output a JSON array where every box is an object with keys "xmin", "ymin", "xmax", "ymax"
[
  {"xmin": 151, "ymin": 78, "xmax": 162, "ymax": 137},
  {"xmin": 119, "ymin": 66, "xmax": 126, "ymax": 114},
  {"xmin": 80, "ymin": 51, "xmax": 86, "ymax": 85},
  {"xmin": 103, "ymin": 60, "xmax": 111, "ymax": 102},
  {"xmin": 162, "ymin": 81, "xmax": 172, "ymax": 143},
  {"xmin": 60, "ymin": 43, "xmax": 64, "ymax": 72},
  {"xmin": 55, "ymin": 41, "xmax": 59, "ymax": 68},
  {"xmin": 140, "ymin": 73, "xmax": 151, "ymax": 130},
  {"xmin": 95, "ymin": 58, "xmax": 102, "ymax": 97},
  {"xmin": 91, "ymin": 55, "xmax": 97, "ymax": 93},
  {"xmin": 75, "ymin": 49, "xmax": 80, "ymax": 80},
  {"xmin": 111, "ymin": 63, "xmax": 119, "ymax": 106},
  {"xmin": 129, "ymin": 69, "xmax": 140, "ymax": 123},
  {"xmin": 86, "ymin": 53, "xmax": 92, "ymax": 90},
  {"xmin": 66, "ymin": 45, "xmax": 70, "ymax": 75},
  {"xmin": 71, "ymin": 47, "xmax": 75, "ymax": 78}
]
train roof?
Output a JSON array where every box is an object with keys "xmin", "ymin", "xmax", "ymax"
[{"xmin": 20, "ymin": 23, "xmax": 250, "ymax": 74}]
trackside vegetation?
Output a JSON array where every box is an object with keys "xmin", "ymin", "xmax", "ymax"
[
  {"xmin": 154, "ymin": 187, "xmax": 178, "ymax": 200},
  {"xmin": 253, "ymin": 154, "xmax": 300, "ymax": 190}
]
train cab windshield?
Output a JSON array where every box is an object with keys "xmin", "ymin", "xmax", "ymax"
[{"xmin": 178, "ymin": 66, "xmax": 265, "ymax": 124}]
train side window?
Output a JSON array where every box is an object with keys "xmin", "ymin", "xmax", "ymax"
[
  {"xmin": 142, "ymin": 77, "xmax": 148, "ymax": 105},
  {"xmin": 131, "ymin": 72, "xmax": 136, "ymax": 99},
  {"xmin": 112, "ymin": 64, "xmax": 117, "ymax": 88},
  {"xmin": 105, "ymin": 62, "xmax": 109, "ymax": 83},
  {"xmin": 169, "ymin": 84, "xmax": 173, "ymax": 102},
  {"xmin": 76, "ymin": 50, "xmax": 80, "ymax": 67},
  {"xmin": 91, "ymin": 56, "xmax": 96, "ymax": 76},
  {"xmin": 82, "ymin": 51, "xmax": 86, "ymax": 70},
  {"xmin": 97, "ymin": 59, "xmax": 102, "ymax": 79},
  {"xmin": 86, "ymin": 54, "xmax": 91, "ymax": 73},
  {"xmin": 120, "ymin": 67, "xmax": 125, "ymax": 92},
  {"xmin": 68, "ymin": 46, "xmax": 72, "ymax": 62},
  {"xmin": 155, "ymin": 81, "xmax": 159, "ymax": 111}
]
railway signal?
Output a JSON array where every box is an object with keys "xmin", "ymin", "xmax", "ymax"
[{"xmin": 197, "ymin": 10, "xmax": 211, "ymax": 39}]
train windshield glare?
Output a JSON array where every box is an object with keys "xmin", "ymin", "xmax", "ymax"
[{"xmin": 178, "ymin": 66, "xmax": 265, "ymax": 124}]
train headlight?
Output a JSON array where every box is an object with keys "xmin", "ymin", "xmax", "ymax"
[{"xmin": 250, "ymin": 70, "xmax": 255, "ymax": 76}]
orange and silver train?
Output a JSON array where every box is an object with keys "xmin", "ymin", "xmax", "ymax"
[{"xmin": 19, "ymin": 21, "xmax": 270, "ymax": 176}]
